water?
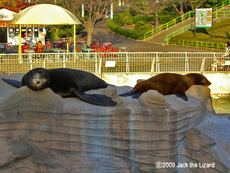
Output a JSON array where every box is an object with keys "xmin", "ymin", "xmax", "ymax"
[{"xmin": 212, "ymin": 96, "xmax": 230, "ymax": 114}]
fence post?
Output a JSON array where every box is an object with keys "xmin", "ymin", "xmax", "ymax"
[
  {"xmin": 150, "ymin": 58, "xmax": 156, "ymax": 76},
  {"xmin": 99, "ymin": 57, "xmax": 102, "ymax": 78},
  {"xmin": 43, "ymin": 58, "xmax": 46, "ymax": 69},
  {"xmin": 126, "ymin": 52, "xmax": 129, "ymax": 73},
  {"xmin": 185, "ymin": 53, "xmax": 189, "ymax": 72},
  {"xmin": 156, "ymin": 53, "xmax": 160, "ymax": 72},
  {"xmin": 95, "ymin": 53, "xmax": 98, "ymax": 73},
  {"xmin": 63, "ymin": 53, "xmax": 66, "ymax": 68},
  {"xmin": 200, "ymin": 57, "xmax": 206, "ymax": 74}
]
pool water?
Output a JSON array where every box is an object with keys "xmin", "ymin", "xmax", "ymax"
[{"xmin": 212, "ymin": 96, "xmax": 230, "ymax": 114}]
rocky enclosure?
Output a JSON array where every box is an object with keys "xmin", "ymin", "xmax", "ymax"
[{"xmin": 0, "ymin": 74, "xmax": 229, "ymax": 173}]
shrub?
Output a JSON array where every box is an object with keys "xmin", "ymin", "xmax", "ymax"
[
  {"xmin": 132, "ymin": 14, "xmax": 153, "ymax": 23},
  {"xmin": 140, "ymin": 24, "xmax": 153, "ymax": 33},
  {"xmin": 159, "ymin": 15, "xmax": 174, "ymax": 24},
  {"xmin": 134, "ymin": 21, "xmax": 146, "ymax": 31},
  {"xmin": 113, "ymin": 13, "xmax": 125, "ymax": 26},
  {"xmin": 133, "ymin": 14, "xmax": 146, "ymax": 23},
  {"xmin": 108, "ymin": 19, "xmax": 144, "ymax": 39},
  {"xmin": 124, "ymin": 17, "xmax": 134, "ymax": 25}
]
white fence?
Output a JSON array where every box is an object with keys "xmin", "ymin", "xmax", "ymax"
[{"xmin": 0, "ymin": 52, "xmax": 229, "ymax": 75}]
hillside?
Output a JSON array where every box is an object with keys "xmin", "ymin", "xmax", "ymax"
[{"xmin": 170, "ymin": 18, "xmax": 230, "ymax": 44}]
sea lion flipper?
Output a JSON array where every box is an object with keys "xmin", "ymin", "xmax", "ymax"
[
  {"xmin": 131, "ymin": 92, "xmax": 142, "ymax": 99},
  {"xmin": 74, "ymin": 89, "xmax": 117, "ymax": 106},
  {"xmin": 2, "ymin": 78, "xmax": 22, "ymax": 88},
  {"xmin": 119, "ymin": 90, "xmax": 133, "ymax": 97},
  {"xmin": 176, "ymin": 93, "xmax": 188, "ymax": 101}
]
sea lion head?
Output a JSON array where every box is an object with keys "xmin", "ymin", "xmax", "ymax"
[
  {"xmin": 22, "ymin": 68, "xmax": 51, "ymax": 91},
  {"xmin": 186, "ymin": 73, "xmax": 211, "ymax": 86}
]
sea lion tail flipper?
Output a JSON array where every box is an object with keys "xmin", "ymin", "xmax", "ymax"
[
  {"xmin": 74, "ymin": 89, "xmax": 117, "ymax": 106},
  {"xmin": 176, "ymin": 93, "xmax": 188, "ymax": 101},
  {"xmin": 2, "ymin": 78, "xmax": 22, "ymax": 88},
  {"xmin": 119, "ymin": 90, "xmax": 133, "ymax": 97},
  {"xmin": 132, "ymin": 92, "xmax": 142, "ymax": 99}
]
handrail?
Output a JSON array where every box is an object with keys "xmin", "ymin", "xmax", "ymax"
[
  {"xmin": 165, "ymin": 11, "xmax": 230, "ymax": 48},
  {"xmin": 164, "ymin": 22, "xmax": 195, "ymax": 44},
  {"xmin": 169, "ymin": 40, "xmax": 225, "ymax": 50},
  {"xmin": 144, "ymin": 0, "xmax": 230, "ymax": 41},
  {"xmin": 0, "ymin": 52, "xmax": 229, "ymax": 74},
  {"xmin": 144, "ymin": 11, "xmax": 195, "ymax": 40}
]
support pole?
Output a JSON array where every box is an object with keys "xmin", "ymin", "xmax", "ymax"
[
  {"xmin": 111, "ymin": 3, "xmax": 113, "ymax": 19},
  {"xmin": 67, "ymin": 25, "xmax": 69, "ymax": 53},
  {"xmin": 200, "ymin": 58, "xmax": 206, "ymax": 74},
  {"xmin": 82, "ymin": 4, "xmax": 84, "ymax": 18},
  {"xmin": 74, "ymin": 25, "xmax": 76, "ymax": 59},
  {"xmin": 18, "ymin": 24, "xmax": 22, "ymax": 64}
]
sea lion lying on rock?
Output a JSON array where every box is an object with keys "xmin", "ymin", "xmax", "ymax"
[
  {"xmin": 120, "ymin": 73, "xmax": 211, "ymax": 101},
  {"xmin": 2, "ymin": 68, "xmax": 117, "ymax": 106}
]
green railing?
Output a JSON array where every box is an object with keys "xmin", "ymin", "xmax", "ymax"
[
  {"xmin": 144, "ymin": 11, "xmax": 195, "ymax": 40},
  {"xmin": 164, "ymin": 22, "xmax": 195, "ymax": 44},
  {"xmin": 165, "ymin": 11, "xmax": 230, "ymax": 49},
  {"xmin": 170, "ymin": 40, "xmax": 225, "ymax": 50},
  {"xmin": 214, "ymin": 0, "xmax": 230, "ymax": 11},
  {"xmin": 144, "ymin": 0, "xmax": 230, "ymax": 41}
]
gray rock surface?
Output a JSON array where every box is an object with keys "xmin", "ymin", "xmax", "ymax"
[{"xmin": 0, "ymin": 73, "xmax": 229, "ymax": 172}]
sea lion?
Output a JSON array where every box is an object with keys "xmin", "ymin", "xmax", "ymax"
[
  {"xmin": 2, "ymin": 68, "xmax": 117, "ymax": 106},
  {"xmin": 120, "ymin": 73, "xmax": 211, "ymax": 101}
]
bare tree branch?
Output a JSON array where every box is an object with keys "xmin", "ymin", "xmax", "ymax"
[
  {"xmin": 61, "ymin": 0, "xmax": 110, "ymax": 46},
  {"xmin": 170, "ymin": 0, "xmax": 185, "ymax": 15},
  {"xmin": 127, "ymin": 0, "xmax": 167, "ymax": 27}
]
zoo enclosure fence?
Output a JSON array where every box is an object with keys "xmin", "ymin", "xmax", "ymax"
[{"xmin": 0, "ymin": 52, "xmax": 229, "ymax": 76}]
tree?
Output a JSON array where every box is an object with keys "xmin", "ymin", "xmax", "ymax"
[
  {"xmin": 170, "ymin": 0, "xmax": 186, "ymax": 15},
  {"xmin": 127, "ymin": 0, "xmax": 168, "ymax": 27},
  {"xmin": 170, "ymin": 0, "xmax": 208, "ymax": 15},
  {"xmin": 188, "ymin": 0, "xmax": 208, "ymax": 11},
  {"xmin": 0, "ymin": 0, "xmax": 17, "ymax": 8},
  {"xmin": 62, "ymin": 0, "xmax": 111, "ymax": 46}
]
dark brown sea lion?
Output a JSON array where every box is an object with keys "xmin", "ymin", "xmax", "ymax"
[
  {"xmin": 120, "ymin": 73, "xmax": 211, "ymax": 101},
  {"xmin": 2, "ymin": 68, "xmax": 117, "ymax": 106}
]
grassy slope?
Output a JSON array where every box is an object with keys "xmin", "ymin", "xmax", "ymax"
[{"xmin": 170, "ymin": 18, "xmax": 230, "ymax": 44}]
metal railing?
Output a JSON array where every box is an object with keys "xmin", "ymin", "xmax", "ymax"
[
  {"xmin": 168, "ymin": 40, "xmax": 225, "ymax": 50},
  {"xmin": 144, "ymin": 0, "xmax": 230, "ymax": 41},
  {"xmin": 0, "ymin": 52, "xmax": 229, "ymax": 75},
  {"xmin": 165, "ymin": 11, "xmax": 230, "ymax": 45},
  {"xmin": 144, "ymin": 11, "xmax": 195, "ymax": 41}
]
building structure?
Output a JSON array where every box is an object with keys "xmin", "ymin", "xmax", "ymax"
[{"xmin": 0, "ymin": 4, "xmax": 45, "ymax": 45}]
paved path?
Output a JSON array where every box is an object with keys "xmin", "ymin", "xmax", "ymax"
[
  {"xmin": 146, "ymin": 19, "xmax": 193, "ymax": 44},
  {"xmin": 92, "ymin": 19, "xmax": 216, "ymax": 52}
]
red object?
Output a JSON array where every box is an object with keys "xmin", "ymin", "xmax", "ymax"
[
  {"xmin": 108, "ymin": 47, "xmax": 119, "ymax": 52},
  {"xmin": 6, "ymin": 42, "xmax": 12, "ymax": 51},
  {"xmin": 106, "ymin": 42, "xmax": 112, "ymax": 47},
  {"xmin": 99, "ymin": 48, "xmax": 109, "ymax": 58},
  {"xmin": 45, "ymin": 42, "xmax": 51, "ymax": 50},
  {"xmin": 92, "ymin": 40, "xmax": 99, "ymax": 49},
  {"xmin": 21, "ymin": 45, "xmax": 28, "ymax": 53}
]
